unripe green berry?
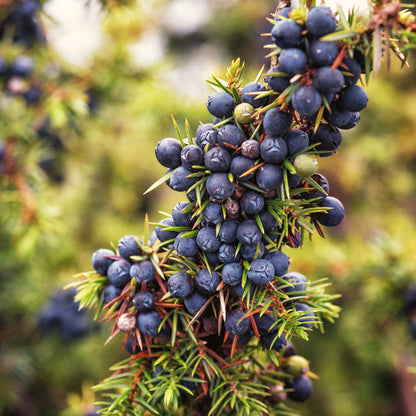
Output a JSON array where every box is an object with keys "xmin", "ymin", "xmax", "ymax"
[
  {"xmin": 234, "ymin": 102, "xmax": 255, "ymax": 124},
  {"xmin": 293, "ymin": 153, "xmax": 318, "ymax": 178},
  {"xmin": 284, "ymin": 355, "xmax": 310, "ymax": 377}
]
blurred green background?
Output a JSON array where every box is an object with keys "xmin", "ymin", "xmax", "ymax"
[{"xmin": 1, "ymin": 0, "xmax": 416, "ymax": 415}]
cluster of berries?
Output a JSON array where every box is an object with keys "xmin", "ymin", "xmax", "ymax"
[
  {"xmin": 0, "ymin": 54, "xmax": 66, "ymax": 182},
  {"xmin": 37, "ymin": 288, "xmax": 93, "ymax": 341},
  {"xmin": 0, "ymin": 0, "xmax": 45, "ymax": 46}
]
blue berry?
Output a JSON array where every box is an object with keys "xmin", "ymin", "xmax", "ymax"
[
  {"xmin": 137, "ymin": 311, "xmax": 161, "ymax": 336},
  {"xmin": 10, "ymin": 55, "xmax": 34, "ymax": 77},
  {"xmin": 230, "ymin": 155, "xmax": 255, "ymax": 181},
  {"xmin": 241, "ymin": 242, "xmax": 265, "ymax": 261},
  {"xmin": 247, "ymin": 259, "xmax": 275, "ymax": 286},
  {"xmin": 206, "ymin": 91, "xmax": 235, "ymax": 118},
  {"xmin": 103, "ymin": 284, "xmax": 122, "ymax": 305},
  {"xmin": 130, "ymin": 260, "xmax": 156, "ymax": 285},
  {"xmin": 0, "ymin": 57, "xmax": 8, "ymax": 76},
  {"xmin": 174, "ymin": 232, "xmax": 198, "ymax": 257},
  {"xmin": 195, "ymin": 269, "xmax": 221, "ymax": 295},
  {"xmin": 217, "ymin": 124, "xmax": 244, "ymax": 149},
  {"xmin": 267, "ymin": 65, "xmax": 291, "ymax": 93},
  {"xmin": 205, "ymin": 251, "xmax": 220, "ymax": 267},
  {"xmin": 271, "ymin": 19, "xmax": 302, "ymax": 49},
  {"xmin": 133, "ymin": 291, "xmax": 154, "ymax": 312},
  {"xmin": 260, "ymin": 136, "xmax": 288, "ymax": 164},
  {"xmin": 338, "ymin": 85, "xmax": 368, "ymax": 112},
  {"xmin": 313, "ymin": 66, "xmax": 345, "ymax": 95},
  {"xmin": 240, "ymin": 190, "xmax": 264, "ymax": 215},
  {"xmin": 234, "ymin": 279, "xmax": 255, "ymax": 298},
  {"xmin": 256, "ymin": 164, "xmax": 283, "ymax": 191},
  {"xmin": 196, "ymin": 226, "xmax": 221, "ymax": 253},
  {"xmin": 314, "ymin": 196, "xmax": 345, "ymax": 226},
  {"xmin": 218, "ymin": 243, "xmax": 241, "ymax": 264},
  {"xmin": 168, "ymin": 272, "xmax": 194, "ymax": 299},
  {"xmin": 155, "ymin": 138, "xmax": 183, "ymax": 168},
  {"xmin": 342, "ymin": 56, "xmax": 361, "ymax": 85},
  {"xmin": 221, "ymin": 263, "xmax": 243, "ymax": 286},
  {"xmin": 204, "ymin": 146, "xmax": 231, "ymax": 172},
  {"xmin": 184, "ymin": 292, "xmax": 209, "ymax": 315},
  {"xmin": 323, "ymin": 103, "xmax": 354, "ymax": 128},
  {"xmin": 264, "ymin": 251, "xmax": 290, "ymax": 276},
  {"xmin": 172, "ymin": 201, "xmax": 194, "ymax": 227},
  {"xmin": 155, "ymin": 218, "xmax": 178, "ymax": 242},
  {"xmin": 286, "ymin": 375, "xmax": 312, "ymax": 402},
  {"xmin": 258, "ymin": 210, "xmax": 278, "ymax": 232},
  {"xmin": 263, "ymin": 107, "xmax": 291, "ymax": 136},
  {"xmin": 170, "ymin": 166, "xmax": 196, "ymax": 192},
  {"xmin": 284, "ymin": 129, "xmax": 309, "ymax": 156},
  {"xmin": 107, "ymin": 260, "xmax": 131, "ymax": 288},
  {"xmin": 225, "ymin": 310, "xmax": 250, "ymax": 335},
  {"xmin": 279, "ymin": 272, "xmax": 307, "ymax": 299},
  {"xmin": 261, "ymin": 331, "xmax": 287, "ymax": 351},
  {"xmin": 254, "ymin": 312, "xmax": 278, "ymax": 335},
  {"xmin": 339, "ymin": 111, "xmax": 360, "ymax": 129},
  {"xmin": 309, "ymin": 40, "xmax": 339, "ymax": 67},
  {"xmin": 180, "ymin": 145, "xmax": 204, "ymax": 170},
  {"xmin": 295, "ymin": 303, "xmax": 315, "ymax": 329},
  {"xmin": 23, "ymin": 85, "xmax": 42, "ymax": 105},
  {"xmin": 236, "ymin": 220, "xmax": 262, "ymax": 245},
  {"xmin": 195, "ymin": 124, "xmax": 217, "ymax": 149},
  {"xmin": 118, "ymin": 235, "xmax": 143, "ymax": 261},
  {"xmin": 279, "ymin": 48, "xmax": 307, "ymax": 76},
  {"xmin": 219, "ymin": 219, "xmax": 239, "ymax": 243},
  {"xmin": 203, "ymin": 201, "xmax": 223, "ymax": 225},
  {"xmin": 241, "ymin": 82, "xmax": 268, "ymax": 108},
  {"xmin": 308, "ymin": 124, "xmax": 342, "ymax": 157},
  {"xmin": 298, "ymin": 173, "xmax": 329, "ymax": 202},
  {"xmin": 291, "ymin": 85, "xmax": 322, "ymax": 120},
  {"xmin": 306, "ymin": 6, "xmax": 337, "ymax": 38},
  {"xmin": 92, "ymin": 248, "xmax": 114, "ymax": 275},
  {"xmin": 206, "ymin": 173, "xmax": 235, "ymax": 203}
]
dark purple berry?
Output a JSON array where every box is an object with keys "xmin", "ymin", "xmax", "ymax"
[
  {"xmin": 341, "ymin": 55, "xmax": 361, "ymax": 85},
  {"xmin": 247, "ymin": 259, "xmax": 275, "ymax": 286},
  {"xmin": 137, "ymin": 311, "xmax": 161, "ymax": 336},
  {"xmin": 155, "ymin": 138, "xmax": 183, "ymax": 168},
  {"xmin": 221, "ymin": 262, "xmax": 243, "ymax": 286},
  {"xmin": 206, "ymin": 91, "xmax": 235, "ymax": 118},
  {"xmin": 118, "ymin": 235, "xmax": 143, "ymax": 261},
  {"xmin": 338, "ymin": 84, "xmax": 368, "ymax": 112},
  {"xmin": 263, "ymin": 107, "xmax": 291, "ymax": 136},
  {"xmin": 256, "ymin": 164, "xmax": 283, "ymax": 191},
  {"xmin": 174, "ymin": 232, "xmax": 198, "ymax": 257},
  {"xmin": 308, "ymin": 124, "xmax": 342, "ymax": 157},
  {"xmin": 10, "ymin": 55, "xmax": 34, "ymax": 77},
  {"xmin": 306, "ymin": 6, "xmax": 337, "ymax": 38},
  {"xmin": 236, "ymin": 220, "xmax": 262, "ymax": 246},
  {"xmin": 313, "ymin": 66, "xmax": 345, "ymax": 95},
  {"xmin": 155, "ymin": 218, "xmax": 177, "ymax": 242},
  {"xmin": 107, "ymin": 260, "xmax": 131, "ymax": 288},
  {"xmin": 217, "ymin": 124, "xmax": 244, "ymax": 149},
  {"xmin": 181, "ymin": 145, "xmax": 204, "ymax": 170},
  {"xmin": 92, "ymin": 248, "xmax": 114, "ymax": 275},
  {"xmin": 260, "ymin": 136, "xmax": 288, "ymax": 164},
  {"xmin": 241, "ymin": 242, "xmax": 265, "ymax": 261},
  {"xmin": 133, "ymin": 291, "xmax": 154, "ymax": 312},
  {"xmin": 206, "ymin": 173, "xmax": 235, "ymax": 203},
  {"xmin": 279, "ymin": 48, "xmax": 307, "ymax": 76},
  {"xmin": 271, "ymin": 19, "xmax": 303, "ymax": 49},
  {"xmin": 196, "ymin": 124, "xmax": 217, "ymax": 150},
  {"xmin": 264, "ymin": 251, "xmax": 290, "ymax": 276},
  {"xmin": 309, "ymin": 40, "xmax": 339, "ymax": 67},
  {"xmin": 170, "ymin": 166, "xmax": 196, "ymax": 192},
  {"xmin": 240, "ymin": 190, "xmax": 264, "ymax": 214},
  {"xmin": 291, "ymin": 85, "xmax": 322, "ymax": 120},
  {"xmin": 172, "ymin": 201, "xmax": 194, "ymax": 227},
  {"xmin": 219, "ymin": 219, "xmax": 239, "ymax": 243},
  {"xmin": 241, "ymin": 81, "xmax": 268, "ymax": 108},
  {"xmin": 218, "ymin": 243, "xmax": 241, "ymax": 264},
  {"xmin": 230, "ymin": 155, "xmax": 255, "ymax": 181},
  {"xmin": 103, "ymin": 285, "xmax": 122, "ymax": 305},
  {"xmin": 184, "ymin": 292, "xmax": 209, "ymax": 315},
  {"xmin": 168, "ymin": 272, "xmax": 194, "ymax": 299},
  {"xmin": 225, "ymin": 310, "xmax": 250, "ymax": 335},
  {"xmin": 286, "ymin": 375, "xmax": 312, "ymax": 402},
  {"xmin": 204, "ymin": 146, "xmax": 231, "ymax": 172},
  {"xmin": 195, "ymin": 269, "xmax": 221, "ymax": 295},
  {"xmin": 267, "ymin": 65, "xmax": 291, "ymax": 93},
  {"xmin": 203, "ymin": 201, "xmax": 223, "ymax": 225},
  {"xmin": 314, "ymin": 196, "xmax": 345, "ymax": 226},
  {"xmin": 262, "ymin": 331, "xmax": 287, "ymax": 351},
  {"xmin": 284, "ymin": 129, "xmax": 309, "ymax": 156},
  {"xmin": 196, "ymin": 226, "xmax": 221, "ymax": 253},
  {"xmin": 130, "ymin": 260, "xmax": 156, "ymax": 285},
  {"xmin": 295, "ymin": 303, "xmax": 316, "ymax": 329}
]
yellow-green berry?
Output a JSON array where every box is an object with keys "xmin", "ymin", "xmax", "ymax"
[
  {"xmin": 293, "ymin": 153, "xmax": 318, "ymax": 178},
  {"xmin": 234, "ymin": 102, "xmax": 255, "ymax": 124}
]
